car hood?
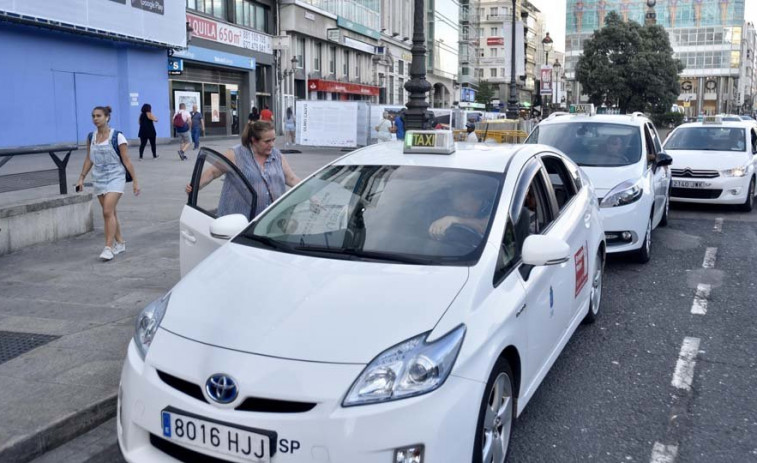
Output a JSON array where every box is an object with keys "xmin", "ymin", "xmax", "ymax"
[
  {"xmin": 580, "ymin": 164, "xmax": 641, "ymax": 197},
  {"xmin": 161, "ymin": 243, "xmax": 469, "ymax": 364},
  {"xmin": 666, "ymin": 150, "xmax": 749, "ymax": 170}
]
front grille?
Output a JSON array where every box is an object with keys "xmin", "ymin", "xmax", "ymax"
[
  {"xmin": 671, "ymin": 168, "xmax": 719, "ymax": 178},
  {"xmin": 157, "ymin": 370, "xmax": 317, "ymax": 413},
  {"xmin": 672, "ymin": 188, "xmax": 722, "ymax": 199},
  {"xmin": 150, "ymin": 434, "xmax": 234, "ymax": 463}
]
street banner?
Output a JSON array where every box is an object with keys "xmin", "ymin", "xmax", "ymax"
[
  {"xmin": 503, "ymin": 22, "xmax": 526, "ymax": 78},
  {"xmin": 540, "ymin": 66, "xmax": 553, "ymax": 96},
  {"xmin": 297, "ymin": 101, "xmax": 360, "ymax": 147},
  {"xmin": 0, "ymin": 0, "xmax": 185, "ymax": 47},
  {"xmin": 211, "ymin": 93, "xmax": 220, "ymax": 122},
  {"xmin": 187, "ymin": 13, "xmax": 272, "ymax": 54}
]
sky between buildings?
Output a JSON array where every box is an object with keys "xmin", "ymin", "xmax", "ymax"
[{"xmin": 530, "ymin": 0, "xmax": 757, "ymax": 53}]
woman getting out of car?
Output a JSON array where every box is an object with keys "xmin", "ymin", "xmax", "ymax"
[{"xmin": 185, "ymin": 121, "xmax": 301, "ymax": 219}]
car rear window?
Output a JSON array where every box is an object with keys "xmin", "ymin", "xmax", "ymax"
[
  {"xmin": 526, "ymin": 122, "xmax": 642, "ymax": 167},
  {"xmin": 664, "ymin": 127, "xmax": 746, "ymax": 152}
]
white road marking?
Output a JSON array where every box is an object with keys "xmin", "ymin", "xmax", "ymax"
[
  {"xmin": 672, "ymin": 337, "xmax": 701, "ymax": 391},
  {"xmin": 702, "ymin": 247, "xmax": 717, "ymax": 269},
  {"xmin": 650, "ymin": 442, "xmax": 679, "ymax": 463},
  {"xmin": 691, "ymin": 284, "xmax": 711, "ymax": 315},
  {"xmin": 713, "ymin": 218, "xmax": 723, "ymax": 233}
]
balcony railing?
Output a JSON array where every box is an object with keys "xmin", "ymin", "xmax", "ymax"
[{"xmin": 482, "ymin": 14, "xmax": 507, "ymax": 22}]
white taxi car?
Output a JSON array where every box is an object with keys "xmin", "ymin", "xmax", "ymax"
[
  {"xmin": 119, "ymin": 131, "xmax": 605, "ymax": 463},
  {"xmin": 525, "ymin": 107, "xmax": 673, "ymax": 263},
  {"xmin": 663, "ymin": 116, "xmax": 756, "ymax": 212}
]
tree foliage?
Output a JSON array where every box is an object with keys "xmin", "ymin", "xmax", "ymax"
[
  {"xmin": 576, "ymin": 11, "xmax": 684, "ymax": 114},
  {"xmin": 475, "ymin": 80, "xmax": 495, "ymax": 110}
]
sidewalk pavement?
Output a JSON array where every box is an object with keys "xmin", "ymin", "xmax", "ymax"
[{"xmin": 0, "ymin": 137, "xmax": 345, "ymax": 462}]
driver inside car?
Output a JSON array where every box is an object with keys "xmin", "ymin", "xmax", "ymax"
[{"xmin": 428, "ymin": 186, "xmax": 491, "ymax": 240}]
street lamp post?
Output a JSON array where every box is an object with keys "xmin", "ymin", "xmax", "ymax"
[
  {"xmin": 553, "ymin": 58, "xmax": 561, "ymax": 111},
  {"xmin": 506, "ymin": 0, "xmax": 519, "ymax": 120},
  {"xmin": 541, "ymin": 32, "xmax": 553, "ymax": 118},
  {"xmin": 403, "ymin": 0, "xmax": 434, "ymax": 130}
]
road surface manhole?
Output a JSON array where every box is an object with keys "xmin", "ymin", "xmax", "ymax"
[{"xmin": 0, "ymin": 331, "xmax": 60, "ymax": 364}]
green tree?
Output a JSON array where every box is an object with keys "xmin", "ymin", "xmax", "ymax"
[
  {"xmin": 576, "ymin": 11, "xmax": 683, "ymax": 114},
  {"xmin": 475, "ymin": 80, "xmax": 495, "ymax": 110}
]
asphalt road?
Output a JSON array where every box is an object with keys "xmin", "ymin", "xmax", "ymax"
[{"xmin": 30, "ymin": 203, "xmax": 757, "ymax": 463}]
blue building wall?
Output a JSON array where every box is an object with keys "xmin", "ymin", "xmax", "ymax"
[{"xmin": 0, "ymin": 23, "xmax": 170, "ymax": 148}]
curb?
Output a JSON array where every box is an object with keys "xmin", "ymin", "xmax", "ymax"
[{"xmin": 0, "ymin": 393, "xmax": 117, "ymax": 463}]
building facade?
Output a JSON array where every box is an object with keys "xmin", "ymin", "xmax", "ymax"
[
  {"xmin": 459, "ymin": 0, "xmax": 482, "ymax": 109},
  {"xmin": 182, "ymin": 0, "xmax": 275, "ymax": 137},
  {"xmin": 378, "ymin": 0, "xmax": 413, "ymax": 106},
  {"xmin": 0, "ymin": 1, "xmax": 185, "ymax": 146},
  {"xmin": 564, "ymin": 0, "xmax": 752, "ymax": 116},
  {"xmin": 427, "ymin": 0, "xmax": 460, "ymax": 107}
]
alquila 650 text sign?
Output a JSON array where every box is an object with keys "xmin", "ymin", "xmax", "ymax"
[{"xmin": 187, "ymin": 13, "xmax": 272, "ymax": 54}]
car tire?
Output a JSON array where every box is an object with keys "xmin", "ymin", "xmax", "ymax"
[
  {"xmin": 582, "ymin": 249, "xmax": 604, "ymax": 325},
  {"xmin": 632, "ymin": 215, "xmax": 652, "ymax": 264},
  {"xmin": 659, "ymin": 186, "xmax": 671, "ymax": 227},
  {"xmin": 472, "ymin": 358, "xmax": 515, "ymax": 463},
  {"xmin": 738, "ymin": 177, "xmax": 755, "ymax": 212}
]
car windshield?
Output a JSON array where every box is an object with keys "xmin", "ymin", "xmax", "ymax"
[
  {"xmin": 663, "ymin": 127, "xmax": 746, "ymax": 152},
  {"xmin": 525, "ymin": 122, "xmax": 641, "ymax": 167},
  {"xmin": 233, "ymin": 165, "xmax": 502, "ymax": 266}
]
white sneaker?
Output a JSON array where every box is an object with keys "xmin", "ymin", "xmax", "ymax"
[
  {"xmin": 99, "ymin": 246, "xmax": 115, "ymax": 261},
  {"xmin": 113, "ymin": 241, "xmax": 126, "ymax": 255}
]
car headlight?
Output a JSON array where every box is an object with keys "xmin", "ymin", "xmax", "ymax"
[
  {"xmin": 721, "ymin": 165, "xmax": 749, "ymax": 177},
  {"xmin": 342, "ymin": 325, "xmax": 466, "ymax": 407},
  {"xmin": 134, "ymin": 293, "xmax": 171, "ymax": 360},
  {"xmin": 600, "ymin": 178, "xmax": 644, "ymax": 208}
]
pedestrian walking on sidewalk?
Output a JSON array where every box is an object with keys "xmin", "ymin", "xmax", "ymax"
[
  {"xmin": 173, "ymin": 103, "xmax": 191, "ymax": 160},
  {"xmin": 190, "ymin": 104, "xmax": 205, "ymax": 150},
  {"xmin": 138, "ymin": 104, "xmax": 158, "ymax": 159},
  {"xmin": 186, "ymin": 120, "xmax": 301, "ymax": 219},
  {"xmin": 375, "ymin": 111, "xmax": 392, "ymax": 143},
  {"xmin": 260, "ymin": 105, "xmax": 273, "ymax": 122},
  {"xmin": 248, "ymin": 106, "xmax": 260, "ymax": 122},
  {"xmin": 284, "ymin": 107, "xmax": 296, "ymax": 146},
  {"xmin": 76, "ymin": 105, "xmax": 140, "ymax": 261}
]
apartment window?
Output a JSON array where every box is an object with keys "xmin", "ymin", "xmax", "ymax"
[
  {"xmin": 356, "ymin": 54, "xmax": 361, "ymax": 79},
  {"xmin": 491, "ymin": 48, "xmax": 497, "ymax": 57},
  {"xmin": 491, "ymin": 27, "xmax": 498, "ymax": 36},
  {"xmin": 314, "ymin": 43, "xmax": 322, "ymax": 71},
  {"xmin": 490, "ymin": 68, "xmax": 497, "ymax": 77},
  {"xmin": 344, "ymin": 50, "xmax": 350, "ymax": 78},
  {"xmin": 399, "ymin": 60, "xmax": 404, "ymax": 75},
  {"xmin": 254, "ymin": 4, "xmax": 269, "ymax": 33},
  {"xmin": 489, "ymin": 7, "xmax": 498, "ymax": 16},
  {"xmin": 188, "ymin": 0, "xmax": 227, "ymax": 20},
  {"xmin": 329, "ymin": 46, "xmax": 336, "ymax": 74},
  {"xmin": 297, "ymin": 37, "xmax": 305, "ymax": 69},
  {"xmin": 478, "ymin": 27, "xmax": 484, "ymax": 37},
  {"xmin": 389, "ymin": 76, "xmax": 395, "ymax": 104},
  {"xmin": 234, "ymin": 0, "xmax": 252, "ymax": 26},
  {"xmin": 462, "ymin": 66, "xmax": 470, "ymax": 76},
  {"xmin": 399, "ymin": 78, "xmax": 404, "ymax": 103}
]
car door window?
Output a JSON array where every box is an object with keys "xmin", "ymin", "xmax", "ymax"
[
  {"xmin": 647, "ymin": 123, "xmax": 663, "ymax": 153},
  {"xmin": 189, "ymin": 148, "xmax": 258, "ymax": 220},
  {"xmin": 751, "ymin": 128, "xmax": 757, "ymax": 154},
  {"xmin": 643, "ymin": 125, "xmax": 658, "ymax": 167},
  {"xmin": 513, "ymin": 172, "xmax": 553, "ymax": 255},
  {"xmin": 541, "ymin": 155, "xmax": 577, "ymax": 211}
]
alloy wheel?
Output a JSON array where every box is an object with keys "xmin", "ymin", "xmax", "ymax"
[{"xmin": 481, "ymin": 372, "xmax": 513, "ymax": 463}]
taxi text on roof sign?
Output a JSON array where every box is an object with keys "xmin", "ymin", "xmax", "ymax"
[
  {"xmin": 569, "ymin": 104, "xmax": 595, "ymax": 115},
  {"xmin": 403, "ymin": 130, "xmax": 456, "ymax": 155},
  {"xmin": 702, "ymin": 115, "xmax": 723, "ymax": 124}
]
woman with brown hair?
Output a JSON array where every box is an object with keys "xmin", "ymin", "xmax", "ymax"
[
  {"xmin": 138, "ymin": 103, "xmax": 158, "ymax": 159},
  {"xmin": 186, "ymin": 120, "xmax": 300, "ymax": 219},
  {"xmin": 76, "ymin": 105, "xmax": 140, "ymax": 261}
]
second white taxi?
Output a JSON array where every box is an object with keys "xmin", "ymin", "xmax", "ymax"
[
  {"xmin": 119, "ymin": 131, "xmax": 605, "ymax": 462},
  {"xmin": 663, "ymin": 116, "xmax": 756, "ymax": 212}
]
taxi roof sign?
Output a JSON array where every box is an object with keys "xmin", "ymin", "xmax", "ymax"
[
  {"xmin": 569, "ymin": 104, "xmax": 595, "ymax": 115},
  {"xmin": 702, "ymin": 115, "xmax": 723, "ymax": 124},
  {"xmin": 403, "ymin": 130, "xmax": 456, "ymax": 155}
]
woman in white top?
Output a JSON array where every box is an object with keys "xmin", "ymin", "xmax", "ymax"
[
  {"xmin": 76, "ymin": 105, "xmax": 140, "ymax": 261},
  {"xmin": 375, "ymin": 111, "xmax": 393, "ymax": 142}
]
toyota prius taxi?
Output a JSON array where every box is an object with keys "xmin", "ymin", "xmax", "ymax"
[{"xmin": 118, "ymin": 132, "xmax": 605, "ymax": 463}]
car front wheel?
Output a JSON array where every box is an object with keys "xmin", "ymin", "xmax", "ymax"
[
  {"xmin": 739, "ymin": 177, "xmax": 754, "ymax": 212},
  {"xmin": 473, "ymin": 358, "xmax": 515, "ymax": 463},
  {"xmin": 659, "ymin": 186, "xmax": 671, "ymax": 227},
  {"xmin": 632, "ymin": 215, "xmax": 652, "ymax": 263},
  {"xmin": 582, "ymin": 249, "xmax": 604, "ymax": 324}
]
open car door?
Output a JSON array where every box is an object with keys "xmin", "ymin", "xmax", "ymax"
[{"xmin": 179, "ymin": 147, "xmax": 257, "ymax": 277}]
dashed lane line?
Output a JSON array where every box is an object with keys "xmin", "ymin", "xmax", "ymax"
[
  {"xmin": 672, "ymin": 337, "xmax": 701, "ymax": 391},
  {"xmin": 650, "ymin": 442, "xmax": 679, "ymax": 463},
  {"xmin": 691, "ymin": 284, "xmax": 711, "ymax": 315},
  {"xmin": 702, "ymin": 247, "xmax": 717, "ymax": 269}
]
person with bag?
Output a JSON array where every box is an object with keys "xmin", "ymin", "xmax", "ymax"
[
  {"xmin": 76, "ymin": 105, "xmax": 140, "ymax": 261},
  {"xmin": 173, "ymin": 103, "xmax": 192, "ymax": 160},
  {"xmin": 185, "ymin": 121, "xmax": 300, "ymax": 219},
  {"xmin": 138, "ymin": 103, "xmax": 158, "ymax": 160}
]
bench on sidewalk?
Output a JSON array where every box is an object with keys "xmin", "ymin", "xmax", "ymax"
[{"xmin": 0, "ymin": 144, "xmax": 78, "ymax": 194}]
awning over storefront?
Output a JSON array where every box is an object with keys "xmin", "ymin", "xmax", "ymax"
[{"xmin": 308, "ymin": 79, "xmax": 379, "ymax": 96}]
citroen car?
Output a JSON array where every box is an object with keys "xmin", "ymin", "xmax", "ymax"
[
  {"xmin": 118, "ymin": 132, "xmax": 605, "ymax": 462},
  {"xmin": 663, "ymin": 116, "xmax": 756, "ymax": 212},
  {"xmin": 526, "ymin": 106, "xmax": 673, "ymax": 263}
]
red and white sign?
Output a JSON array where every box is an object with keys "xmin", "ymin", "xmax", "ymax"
[
  {"xmin": 187, "ymin": 13, "xmax": 272, "ymax": 54},
  {"xmin": 574, "ymin": 244, "xmax": 588, "ymax": 297},
  {"xmin": 486, "ymin": 37, "xmax": 505, "ymax": 46},
  {"xmin": 308, "ymin": 79, "xmax": 380, "ymax": 96},
  {"xmin": 540, "ymin": 66, "xmax": 553, "ymax": 96}
]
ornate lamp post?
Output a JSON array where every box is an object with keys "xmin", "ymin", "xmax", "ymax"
[
  {"xmin": 541, "ymin": 32, "xmax": 553, "ymax": 117},
  {"xmin": 552, "ymin": 58, "xmax": 561, "ymax": 111},
  {"xmin": 506, "ymin": 0, "xmax": 519, "ymax": 120},
  {"xmin": 403, "ymin": 0, "xmax": 434, "ymax": 130}
]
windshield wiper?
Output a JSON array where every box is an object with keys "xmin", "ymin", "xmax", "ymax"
[
  {"xmin": 241, "ymin": 234, "xmax": 293, "ymax": 252},
  {"xmin": 293, "ymin": 245, "xmax": 433, "ymax": 265}
]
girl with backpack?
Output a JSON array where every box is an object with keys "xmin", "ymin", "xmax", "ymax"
[{"xmin": 75, "ymin": 105, "xmax": 140, "ymax": 261}]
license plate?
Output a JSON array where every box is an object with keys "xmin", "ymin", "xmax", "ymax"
[
  {"xmin": 161, "ymin": 408, "xmax": 273, "ymax": 462},
  {"xmin": 672, "ymin": 180, "xmax": 707, "ymax": 188}
]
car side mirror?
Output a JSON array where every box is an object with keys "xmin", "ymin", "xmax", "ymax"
[
  {"xmin": 656, "ymin": 152, "xmax": 673, "ymax": 167},
  {"xmin": 521, "ymin": 235, "xmax": 571, "ymax": 266},
  {"xmin": 209, "ymin": 214, "xmax": 248, "ymax": 240}
]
